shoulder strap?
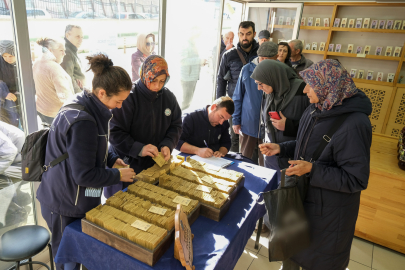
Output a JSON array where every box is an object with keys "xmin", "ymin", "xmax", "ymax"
[
  {"xmin": 236, "ymin": 49, "xmax": 247, "ymax": 66},
  {"xmin": 45, "ymin": 103, "xmax": 91, "ymax": 171},
  {"xmin": 311, "ymin": 113, "xmax": 351, "ymax": 162},
  {"xmin": 60, "ymin": 103, "xmax": 90, "ymax": 114}
]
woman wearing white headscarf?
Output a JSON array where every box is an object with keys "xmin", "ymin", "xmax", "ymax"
[
  {"xmin": 33, "ymin": 38, "xmax": 75, "ymax": 126},
  {"xmin": 131, "ymin": 33, "xmax": 156, "ymax": 82}
]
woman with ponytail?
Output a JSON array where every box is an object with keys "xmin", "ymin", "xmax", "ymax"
[
  {"xmin": 37, "ymin": 54, "xmax": 135, "ymax": 270},
  {"xmin": 33, "ymin": 38, "xmax": 75, "ymax": 126}
]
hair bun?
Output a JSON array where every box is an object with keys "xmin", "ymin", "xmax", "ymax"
[{"xmin": 86, "ymin": 53, "xmax": 114, "ymax": 76}]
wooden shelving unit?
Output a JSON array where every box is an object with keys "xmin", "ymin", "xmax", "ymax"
[
  {"xmin": 352, "ymin": 78, "xmax": 394, "ymax": 87},
  {"xmin": 326, "ymin": 52, "xmax": 401, "ymax": 61},
  {"xmin": 331, "ymin": 27, "xmax": 405, "ymax": 34},
  {"xmin": 300, "ymin": 26, "xmax": 329, "ymax": 31},
  {"xmin": 302, "ymin": 49, "xmax": 325, "ymax": 55},
  {"xmin": 272, "ymin": 24, "xmax": 293, "ymax": 29}
]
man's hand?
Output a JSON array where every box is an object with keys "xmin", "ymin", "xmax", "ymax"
[
  {"xmin": 233, "ymin": 125, "xmax": 241, "ymax": 134},
  {"xmin": 141, "ymin": 144, "xmax": 159, "ymax": 158},
  {"xmin": 197, "ymin": 148, "xmax": 214, "ymax": 158},
  {"xmin": 226, "ymin": 43, "xmax": 233, "ymax": 50},
  {"xmin": 213, "ymin": 147, "xmax": 228, "ymax": 157},
  {"xmin": 161, "ymin": 146, "xmax": 171, "ymax": 161},
  {"xmin": 271, "ymin": 111, "xmax": 286, "ymax": 131},
  {"xmin": 285, "ymin": 160, "xmax": 312, "ymax": 176},
  {"xmin": 113, "ymin": 158, "xmax": 128, "ymax": 168},
  {"xmin": 119, "ymin": 168, "xmax": 136, "ymax": 183},
  {"xmin": 259, "ymin": 143, "xmax": 280, "ymax": 156},
  {"xmin": 5, "ymin": 93, "xmax": 17, "ymax": 102}
]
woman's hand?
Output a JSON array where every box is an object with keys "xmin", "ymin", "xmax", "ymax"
[
  {"xmin": 141, "ymin": 144, "xmax": 159, "ymax": 158},
  {"xmin": 285, "ymin": 160, "xmax": 313, "ymax": 176},
  {"xmin": 113, "ymin": 158, "xmax": 128, "ymax": 168},
  {"xmin": 161, "ymin": 146, "xmax": 171, "ymax": 161},
  {"xmin": 259, "ymin": 143, "xmax": 280, "ymax": 156},
  {"xmin": 119, "ymin": 168, "xmax": 136, "ymax": 183},
  {"xmin": 271, "ymin": 111, "xmax": 286, "ymax": 131},
  {"xmin": 6, "ymin": 93, "xmax": 17, "ymax": 102}
]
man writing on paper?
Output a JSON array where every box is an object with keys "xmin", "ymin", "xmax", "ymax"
[{"xmin": 176, "ymin": 97, "xmax": 234, "ymax": 158}]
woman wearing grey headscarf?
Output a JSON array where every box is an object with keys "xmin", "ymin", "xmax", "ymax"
[
  {"xmin": 0, "ymin": 40, "xmax": 20, "ymax": 127},
  {"xmin": 251, "ymin": 60, "xmax": 309, "ymax": 176}
]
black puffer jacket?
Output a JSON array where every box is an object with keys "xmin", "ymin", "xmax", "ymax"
[
  {"xmin": 279, "ymin": 90, "xmax": 372, "ymax": 270},
  {"xmin": 216, "ymin": 40, "xmax": 259, "ymax": 99}
]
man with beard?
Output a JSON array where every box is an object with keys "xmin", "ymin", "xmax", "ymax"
[{"xmin": 216, "ymin": 21, "xmax": 259, "ymax": 153}]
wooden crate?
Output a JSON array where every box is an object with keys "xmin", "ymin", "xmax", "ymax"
[
  {"xmin": 384, "ymin": 87, "xmax": 405, "ymax": 138},
  {"xmin": 200, "ymin": 176, "xmax": 245, "ymax": 222},
  {"xmin": 356, "ymin": 82, "xmax": 395, "ymax": 133},
  {"xmin": 355, "ymin": 134, "xmax": 405, "ymax": 254},
  {"xmin": 82, "ymin": 203, "xmax": 201, "ymax": 266}
]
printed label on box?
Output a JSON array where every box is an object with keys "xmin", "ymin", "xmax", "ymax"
[
  {"xmin": 196, "ymin": 185, "xmax": 212, "ymax": 193},
  {"xmin": 148, "ymin": 206, "xmax": 168, "ymax": 216},
  {"xmin": 131, "ymin": 220, "xmax": 151, "ymax": 231},
  {"xmin": 173, "ymin": 196, "xmax": 191, "ymax": 206},
  {"xmin": 201, "ymin": 175, "xmax": 214, "ymax": 184}
]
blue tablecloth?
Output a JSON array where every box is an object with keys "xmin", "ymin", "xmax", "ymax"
[{"xmin": 54, "ymin": 159, "xmax": 278, "ymax": 270}]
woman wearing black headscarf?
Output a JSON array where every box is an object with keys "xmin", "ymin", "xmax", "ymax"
[
  {"xmin": 0, "ymin": 40, "xmax": 20, "ymax": 127},
  {"xmin": 251, "ymin": 60, "xmax": 309, "ymax": 178}
]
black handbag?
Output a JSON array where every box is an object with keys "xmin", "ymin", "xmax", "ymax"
[{"xmin": 259, "ymin": 113, "xmax": 351, "ymax": 261}]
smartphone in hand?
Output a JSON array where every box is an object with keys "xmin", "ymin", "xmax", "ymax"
[{"xmin": 268, "ymin": 111, "xmax": 281, "ymax": 120}]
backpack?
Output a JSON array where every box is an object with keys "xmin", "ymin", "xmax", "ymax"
[{"xmin": 21, "ymin": 103, "xmax": 90, "ymax": 182}]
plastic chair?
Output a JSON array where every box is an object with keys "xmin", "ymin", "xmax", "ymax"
[{"xmin": 0, "ymin": 225, "xmax": 54, "ymax": 270}]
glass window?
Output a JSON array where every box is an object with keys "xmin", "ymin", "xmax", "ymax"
[
  {"xmin": 0, "ymin": 7, "xmax": 35, "ymax": 270},
  {"xmin": 246, "ymin": 3, "xmax": 303, "ymax": 43},
  {"xmin": 24, "ymin": 0, "xmax": 159, "ymax": 129},
  {"xmin": 165, "ymin": 0, "xmax": 222, "ymax": 113}
]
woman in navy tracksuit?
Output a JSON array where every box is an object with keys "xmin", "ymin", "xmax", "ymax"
[
  {"xmin": 37, "ymin": 54, "xmax": 135, "ymax": 270},
  {"xmin": 105, "ymin": 55, "xmax": 182, "ymax": 198}
]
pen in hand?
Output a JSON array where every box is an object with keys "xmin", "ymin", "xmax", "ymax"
[{"xmin": 204, "ymin": 140, "xmax": 209, "ymax": 148}]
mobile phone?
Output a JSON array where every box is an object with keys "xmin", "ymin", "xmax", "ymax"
[{"xmin": 268, "ymin": 111, "xmax": 281, "ymax": 120}]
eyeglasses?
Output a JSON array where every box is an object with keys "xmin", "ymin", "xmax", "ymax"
[
  {"xmin": 255, "ymin": 82, "xmax": 263, "ymax": 86},
  {"xmin": 146, "ymin": 42, "xmax": 155, "ymax": 47}
]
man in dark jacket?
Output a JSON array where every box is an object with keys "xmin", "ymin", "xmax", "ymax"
[
  {"xmin": 176, "ymin": 97, "xmax": 233, "ymax": 158},
  {"xmin": 288, "ymin": 39, "xmax": 313, "ymax": 79},
  {"xmin": 217, "ymin": 21, "xmax": 259, "ymax": 152},
  {"xmin": 61, "ymin": 25, "xmax": 86, "ymax": 93}
]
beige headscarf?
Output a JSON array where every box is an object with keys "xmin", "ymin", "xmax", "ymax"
[{"xmin": 137, "ymin": 33, "xmax": 155, "ymax": 56}]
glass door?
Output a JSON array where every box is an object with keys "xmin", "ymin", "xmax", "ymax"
[
  {"xmin": 164, "ymin": 0, "xmax": 223, "ymax": 113},
  {"xmin": 0, "ymin": 4, "xmax": 36, "ymax": 270},
  {"xmin": 245, "ymin": 3, "xmax": 303, "ymax": 43}
]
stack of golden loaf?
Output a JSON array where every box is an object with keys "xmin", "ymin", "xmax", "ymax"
[
  {"xmin": 180, "ymin": 158, "xmax": 243, "ymax": 183},
  {"xmin": 127, "ymin": 181, "xmax": 199, "ymax": 215},
  {"xmin": 135, "ymin": 156, "xmax": 184, "ymax": 184},
  {"xmin": 86, "ymin": 205, "xmax": 167, "ymax": 250},
  {"xmin": 159, "ymin": 174, "xmax": 228, "ymax": 208},
  {"xmin": 169, "ymin": 165, "xmax": 236, "ymax": 194},
  {"xmin": 106, "ymin": 191, "xmax": 175, "ymax": 230}
]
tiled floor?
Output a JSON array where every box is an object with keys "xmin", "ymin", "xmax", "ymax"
[{"xmin": 235, "ymin": 231, "xmax": 405, "ymax": 270}]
